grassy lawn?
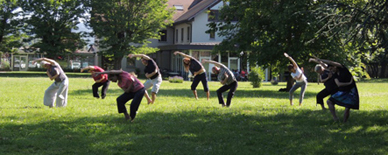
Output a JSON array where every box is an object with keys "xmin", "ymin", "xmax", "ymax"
[{"xmin": 0, "ymin": 77, "xmax": 387, "ymax": 154}]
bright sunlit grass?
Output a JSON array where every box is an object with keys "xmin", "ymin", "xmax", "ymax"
[{"xmin": 0, "ymin": 77, "xmax": 387, "ymax": 154}]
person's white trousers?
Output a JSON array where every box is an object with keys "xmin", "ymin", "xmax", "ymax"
[{"xmin": 44, "ymin": 78, "xmax": 69, "ymax": 107}]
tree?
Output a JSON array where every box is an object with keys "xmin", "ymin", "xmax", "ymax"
[
  {"xmin": 19, "ymin": 0, "xmax": 87, "ymax": 58},
  {"xmin": 208, "ymin": 0, "xmax": 347, "ymax": 88},
  {"xmin": 0, "ymin": 0, "xmax": 23, "ymax": 53},
  {"xmin": 86, "ymin": 0, "xmax": 174, "ymax": 69},
  {"xmin": 210, "ymin": 0, "xmax": 347, "ymax": 70},
  {"xmin": 312, "ymin": 0, "xmax": 388, "ymax": 78}
]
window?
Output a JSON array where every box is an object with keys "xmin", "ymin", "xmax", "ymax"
[
  {"xmin": 181, "ymin": 28, "xmax": 184, "ymax": 42},
  {"xmin": 187, "ymin": 27, "xmax": 190, "ymax": 41},
  {"xmin": 175, "ymin": 29, "xmax": 178, "ymax": 42},
  {"xmin": 208, "ymin": 10, "xmax": 219, "ymax": 21},
  {"xmin": 174, "ymin": 5, "xmax": 184, "ymax": 11},
  {"xmin": 159, "ymin": 30, "xmax": 167, "ymax": 42}
]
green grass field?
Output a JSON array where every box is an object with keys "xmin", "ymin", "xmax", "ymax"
[{"xmin": 1, "ymin": 77, "xmax": 387, "ymax": 154}]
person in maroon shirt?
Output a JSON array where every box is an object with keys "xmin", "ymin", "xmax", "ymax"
[
  {"xmin": 95, "ymin": 70, "xmax": 145, "ymax": 122},
  {"xmin": 81, "ymin": 66, "xmax": 110, "ymax": 99}
]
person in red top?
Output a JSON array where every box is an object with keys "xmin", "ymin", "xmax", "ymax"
[
  {"xmin": 81, "ymin": 66, "xmax": 110, "ymax": 99},
  {"xmin": 95, "ymin": 70, "xmax": 145, "ymax": 122}
]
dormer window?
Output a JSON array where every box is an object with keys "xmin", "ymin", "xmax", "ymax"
[{"xmin": 174, "ymin": 5, "xmax": 184, "ymax": 11}]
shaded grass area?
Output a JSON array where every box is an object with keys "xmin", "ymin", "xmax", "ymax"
[{"xmin": 0, "ymin": 77, "xmax": 387, "ymax": 154}]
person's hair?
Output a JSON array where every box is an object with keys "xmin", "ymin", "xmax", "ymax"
[
  {"xmin": 212, "ymin": 66, "xmax": 220, "ymax": 73},
  {"xmin": 287, "ymin": 64, "xmax": 294, "ymax": 71},
  {"xmin": 183, "ymin": 58, "xmax": 190, "ymax": 72},
  {"xmin": 314, "ymin": 64, "xmax": 323, "ymax": 72},
  {"xmin": 129, "ymin": 72, "xmax": 137, "ymax": 77}
]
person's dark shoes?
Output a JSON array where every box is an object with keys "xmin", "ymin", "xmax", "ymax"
[{"xmin": 101, "ymin": 96, "xmax": 106, "ymax": 99}]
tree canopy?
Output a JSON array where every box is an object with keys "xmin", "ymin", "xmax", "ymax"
[
  {"xmin": 19, "ymin": 0, "xmax": 87, "ymax": 58},
  {"xmin": 0, "ymin": 0, "xmax": 23, "ymax": 53},
  {"xmin": 86, "ymin": 0, "xmax": 174, "ymax": 69}
]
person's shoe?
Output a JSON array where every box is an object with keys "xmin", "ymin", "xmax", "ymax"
[{"xmin": 101, "ymin": 96, "xmax": 106, "ymax": 99}]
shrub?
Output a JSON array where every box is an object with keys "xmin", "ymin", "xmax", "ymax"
[
  {"xmin": 0, "ymin": 61, "xmax": 11, "ymax": 71},
  {"xmin": 248, "ymin": 67, "xmax": 264, "ymax": 88},
  {"xmin": 168, "ymin": 76, "xmax": 183, "ymax": 83}
]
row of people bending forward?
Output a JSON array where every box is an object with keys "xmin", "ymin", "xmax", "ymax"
[
  {"xmin": 32, "ymin": 52, "xmax": 358, "ymax": 123},
  {"xmin": 32, "ymin": 51, "xmax": 238, "ymax": 122}
]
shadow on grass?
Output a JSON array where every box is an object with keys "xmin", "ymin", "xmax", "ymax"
[
  {"xmin": 69, "ymin": 88, "xmax": 319, "ymax": 100},
  {"xmin": 1, "ymin": 109, "xmax": 387, "ymax": 154}
]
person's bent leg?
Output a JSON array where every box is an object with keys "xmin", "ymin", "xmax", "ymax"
[
  {"xmin": 117, "ymin": 92, "xmax": 134, "ymax": 120},
  {"xmin": 44, "ymin": 82, "xmax": 59, "ymax": 107},
  {"xmin": 191, "ymin": 75, "xmax": 201, "ymax": 100},
  {"xmin": 288, "ymin": 83, "xmax": 300, "ymax": 106},
  {"xmin": 344, "ymin": 108, "xmax": 350, "ymax": 122},
  {"xmin": 150, "ymin": 76, "xmax": 162, "ymax": 104},
  {"xmin": 317, "ymin": 89, "xmax": 330, "ymax": 110},
  {"xmin": 56, "ymin": 79, "xmax": 69, "ymax": 107},
  {"xmin": 226, "ymin": 81, "xmax": 238, "ymax": 107},
  {"xmin": 199, "ymin": 73, "xmax": 210, "ymax": 100},
  {"xmin": 143, "ymin": 79, "xmax": 153, "ymax": 104},
  {"xmin": 129, "ymin": 88, "xmax": 145, "ymax": 121},
  {"xmin": 101, "ymin": 80, "xmax": 110, "ymax": 99},
  {"xmin": 92, "ymin": 82, "xmax": 102, "ymax": 98},
  {"xmin": 327, "ymin": 99, "xmax": 339, "ymax": 121},
  {"xmin": 217, "ymin": 85, "xmax": 229, "ymax": 106}
]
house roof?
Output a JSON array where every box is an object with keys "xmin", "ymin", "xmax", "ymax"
[
  {"xmin": 167, "ymin": 0, "xmax": 196, "ymax": 21},
  {"xmin": 174, "ymin": 0, "xmax": 221, "ymax": 24}
]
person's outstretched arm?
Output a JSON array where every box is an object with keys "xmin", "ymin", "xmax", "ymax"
[
  {"xmin": 316, "ymin": 59, "xmax": 342, "ymax": 68},
  {"xmin": 32, "ymin": 57, "xmax": 57, "ymax": 66},
  {"xmin": 128, "ymin": 54, "xmax": 151, "ymax": 60},
  {"xmin": 80, "ymin": 66, "xmax": 95, "ymax": 72},
  {"xmin": 309, "ymin": 58, "xmax": 328, "ymax": 68},
  {"xmin": 95, "ymin": 70, "xmax": 123, "ymax": 75},
  {"xmin": 174, "ymin": 51, "xmax": 193, "ymax": 59},
  {"xmin": 202, "ymin": 59, "xmax": 226, "ymax": 68},
  {"xmin": 284, "ymin": 53, "xmax": 299, "ymax": 69}
]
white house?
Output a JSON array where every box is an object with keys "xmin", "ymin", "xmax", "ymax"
[{"xmin": 121, "ymin": 0, "xmax": 253, "ymax": 80}]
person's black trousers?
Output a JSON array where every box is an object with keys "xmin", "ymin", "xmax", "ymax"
[
  {"xmin": 317, "ymin": 88, "xmax": 330, "ymax": 105},
  {"xmin": 217, "ymin": 81, "xmax": 238, "ymax": 107},
  {"xmin": 92, "ymin": 81, "xmax": 110, "ymax": 98},
  {"xmin": 116, "ymin": 88, "xmax": 145, "ymax": 119}
]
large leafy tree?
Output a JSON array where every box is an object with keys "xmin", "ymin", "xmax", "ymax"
[
  {"xmin": 209, "ymin": 0, "xmax": 346, "ymax": 72},
  {"xmin": 19, "ymin": 0, "xmax": 87, "ymax": 58},
  {"xmin": 0, "ymin": 0, "xmax": 23, "ymax": 53},
  {"xmin": 86, "ymin": 0, "xmax": 173, "ymax": 69},
  {"xmin": 313, "ymin": 0, "xmax": 388, "ymax": 78}
]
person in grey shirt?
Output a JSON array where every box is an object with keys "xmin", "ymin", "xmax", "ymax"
[
  {"xmin": 202, "ymin": 59, "xmax": 237, "ymax": 107},
  {"xmin": 33, "ymin": 58, "xmax": 68, "ymax": 108}
]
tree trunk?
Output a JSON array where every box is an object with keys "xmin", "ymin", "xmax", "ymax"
[{"xmin": 113, "ymin": 57, "xmax": 122, "ymax": 70}]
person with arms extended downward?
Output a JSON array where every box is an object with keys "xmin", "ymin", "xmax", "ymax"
[{"xmin": 32, "ymin": 58, "xmax": 68, "ymax": 108}]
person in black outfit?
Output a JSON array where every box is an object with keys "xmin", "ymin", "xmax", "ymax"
[
  {"xmin": 311, "ymin": 58, "xmax": 359, "ymax": 122},
  {"xmin": 128, "ymin": 54, "xmax": 162, "ymax": 104},
  {"xmin": 310, "ymin": 58, "xmax": 339, "ymax": 110},
  {"xmin": 174, "ymin": 51, "xmax": 210, "ymax": 100}
]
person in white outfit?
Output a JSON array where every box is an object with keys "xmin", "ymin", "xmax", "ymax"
[
  {"xmin": 284, "ymin": 53, "xmax": 307, "ymax": 106},
  {"xmin": 33, "ymin": 58, "xmax": 68, "ymax": 108}
]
